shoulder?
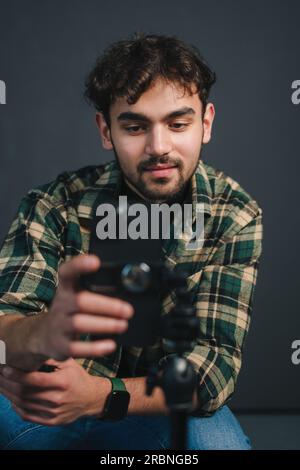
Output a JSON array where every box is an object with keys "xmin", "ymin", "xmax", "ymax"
[
  {"xmin": 24, "ymin": 163, "xmax": 108, "ymax": 208},
  {"xmin": 201, "ymin": 160, "xmax": 263, "ymax": 241},
  {"xmin": 203, "ymin": 160, "xmax": 262, "ymax": 216}
]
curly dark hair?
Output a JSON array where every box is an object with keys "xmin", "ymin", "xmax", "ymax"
[{"xmin": 84, "ymin": 32, "xmax": 216, "ymax": 127}]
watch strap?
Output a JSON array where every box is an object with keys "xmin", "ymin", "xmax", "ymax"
[{"xmin": 109, "ymin": 377, "xmax": 127, "ymax": 392}]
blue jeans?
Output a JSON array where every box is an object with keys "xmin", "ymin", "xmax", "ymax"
[{"xmin": 0, "ymin": 394, "xmax": 251, "ymax": 450}]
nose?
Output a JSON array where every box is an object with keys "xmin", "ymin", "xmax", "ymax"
[{"xmin": 144, "ymin": 125, "xmax": 173, "ymax": 157}]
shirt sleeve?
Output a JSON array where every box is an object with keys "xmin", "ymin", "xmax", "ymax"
[
  {"xmin": 159, "ymin": 205, "xmax": 263, "ymax": 416},
  {"xmin": 0, "ymin": 190, "xmax": 65, "ymax": 316}
]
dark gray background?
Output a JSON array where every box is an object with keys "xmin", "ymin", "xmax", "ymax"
[{"xmin": 0, "ymin": 0, "xmax": 299, "ymax": 411}]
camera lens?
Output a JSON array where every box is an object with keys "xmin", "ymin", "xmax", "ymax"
[{"xmin": 121, "ymin": 262, "xmax": 151, "ymax": 293}]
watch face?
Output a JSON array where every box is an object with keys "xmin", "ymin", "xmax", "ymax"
[{"xmin": 104, "ymin": 391, "xmax": 130, "ymax": 420}]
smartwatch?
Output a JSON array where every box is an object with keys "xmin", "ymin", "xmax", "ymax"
[{"xmin": 101, "ymin": 377, "xmax": 130, "ymax": 421}]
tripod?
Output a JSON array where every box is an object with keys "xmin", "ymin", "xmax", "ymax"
[{"xmin": 146, "ymin": 268, "xmax": 200, "ymax": 450}]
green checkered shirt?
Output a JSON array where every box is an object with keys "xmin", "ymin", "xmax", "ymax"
[{"xmin": 0, "ymin": 159, "xmax": 263, "ymax": 416}]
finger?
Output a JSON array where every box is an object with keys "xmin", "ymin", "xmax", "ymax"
[
  {"xmin": 0, "ymin": 374, "xmax": 22, "ymax": 396},
  {"xmin": 12, "ymin": 403, "xmax": 55, "ymax": 425},
  {"xmin": 0, "ymin": 385, "xmax": 56, "ymax": 412},
  {"xmin": 0, "ymin": 385, "xmax": 23, "ymax": 407},
  {"xmin": 71, "ymin": 313, "xmax": 129, "ymax": 335},
  {"xmin": 0, "ymin": 378, "xmax": 49, "ymax": 408},
  {"xmin": 13, "ymin": 400, "xmax": 57, "ymax": 416},
  {"xmin": 68, "ymin": 339, "xmax": 117, "ymax": 357},
  {"xmin": 16, "ymin": 390, "xmax": 63, "ymax": 408},
  {"xmin": 75, "ymin": 291, "xmax": 134, "ymax": 318},
  {"xmin": 0, "ymin": 383, "xmax": 59, "ymax": 410},
  {"xmin": 58, "ymin": 254, "xmax": 100, "ymax": 288},
  {"xmin": 0, "ymin": 366, "xmax": 63, "ymax": 389},
  {"xmin": 43, "ymin": 358, "xmax": 71, "ymax": 369}
]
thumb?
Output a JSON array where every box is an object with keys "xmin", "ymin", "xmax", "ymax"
[
  {"xmin": 58, "ymin": 254, "xmax": 100, "ymax": 289},
  {"xmin": 45, "ymin": 357, "xmax": 77, "ymax": 368},
  {"xmin": 44, "ymin": 358, "xmax": 65, "ymax": 369}
]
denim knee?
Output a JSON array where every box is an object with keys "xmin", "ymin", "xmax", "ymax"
[
  {"xmin": 0, "ymin": 394, "xmax": 86, "ymax": 450},
  {"xmin": 187, "ymin": 405, "xmax": 252, "ymax": 450}
]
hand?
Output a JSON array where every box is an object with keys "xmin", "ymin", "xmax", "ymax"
[
  {"xmin": 34, "ymin": 254, "xmax": 134, "ymax": 361},
  {"xmin": 0, "ymin": 358, "xmax": 111, "ymax": 426}
]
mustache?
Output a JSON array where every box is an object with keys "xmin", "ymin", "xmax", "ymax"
[{"xmin": 139, "ymin": 156, "xmax": 182, "ymax": 171}]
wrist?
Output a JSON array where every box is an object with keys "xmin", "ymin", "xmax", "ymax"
[
  {"xmin": 87, "ymin": 376, "xmax": 112, "ymax": 418},
  {"xmin": 27, "ymin": 312, "xmax": 52, "ymax": 362}
]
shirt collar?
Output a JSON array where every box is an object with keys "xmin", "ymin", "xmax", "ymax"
[
  {"xmin": 190, "ymin": 159, "xmax": 212, "ymax": 221},
  {"xmin": 77, "ymin": 160, "xmax": 121, "ymax": 219}
]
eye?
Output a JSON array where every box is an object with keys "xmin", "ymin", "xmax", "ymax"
[
  {"xmin": 124, "ymin": 125, "xmax": 146, "ymax": 133},
  {"xmin": 170, "ymin": 122, "xmax": 189, "ymax": 130}
]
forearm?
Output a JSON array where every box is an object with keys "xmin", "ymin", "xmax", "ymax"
[
  {"xmin": 0, "ymin": 313, "xmax": 49, "ymax": 371},
  {"xmin": 124, "ymin": 377, "xmax": 199, "ymax": 415},
  {"xmin": 125, "ymin": 377, "xmax": 169, "ymax": 415},
  {"xmin": 91, "ymin": 376, "xmax": 199, "ymax": 417}
]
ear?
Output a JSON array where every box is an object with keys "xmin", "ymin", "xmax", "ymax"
[
  {"xmin": 202, "ymin": 102, "xmax": 215, "ymax": 144},
  {"xmin": 95, "ymin": 112, "xmax": 113, "ymax": 150}
]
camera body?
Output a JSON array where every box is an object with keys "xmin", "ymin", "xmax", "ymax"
[{"xmin": 80, "ymin": 195, "xmax": 163, "ymax": 347}]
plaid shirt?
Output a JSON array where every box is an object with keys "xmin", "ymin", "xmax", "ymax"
[{"xmin": 0, "ymin": 159, "xmax": 263, "ymax": 416}]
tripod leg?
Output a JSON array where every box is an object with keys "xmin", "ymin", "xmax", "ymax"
[{"xmin": 170, "ymin": 410, "xmax": 188, "ymax": 450}]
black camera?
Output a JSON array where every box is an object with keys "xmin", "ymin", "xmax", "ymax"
[{"xmin": 80, "ymin": 196, "xmax": 163, "ymax": 347}]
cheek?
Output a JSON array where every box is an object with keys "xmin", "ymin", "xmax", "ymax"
[
  {"xmin": 175, "ymin": 130, "xmax": 202, "ymax": 164},
  {"xmin": 115, "ymin": 137, "xmax": 144, "ymax": 165}
]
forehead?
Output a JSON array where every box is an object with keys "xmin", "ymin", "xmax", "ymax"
[{"xmin": 110, "ymin": 79, "xmax": 202, "ymax": 120}]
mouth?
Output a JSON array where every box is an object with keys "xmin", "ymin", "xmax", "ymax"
[{"xmin": 143, "ymin": 164, "xmax": 178, "ymax": 178}]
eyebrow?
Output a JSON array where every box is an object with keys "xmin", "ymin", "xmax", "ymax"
[{"xmin": 117, "ymin": 106, "xmax": 196, "ymax": 123}]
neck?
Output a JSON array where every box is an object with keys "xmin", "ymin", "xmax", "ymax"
[{"xmin": 123, "ymin": 177, "xmax": 149, "ymax": 202}]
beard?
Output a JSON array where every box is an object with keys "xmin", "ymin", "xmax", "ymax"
[{"xmin": 111, "ymin": 143, "xmax": 201, "ymax": 205}]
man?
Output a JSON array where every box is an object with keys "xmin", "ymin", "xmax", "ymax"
[{"xmin": 0, "ymin": 33, "xmax": 262, "ymax": 450}]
